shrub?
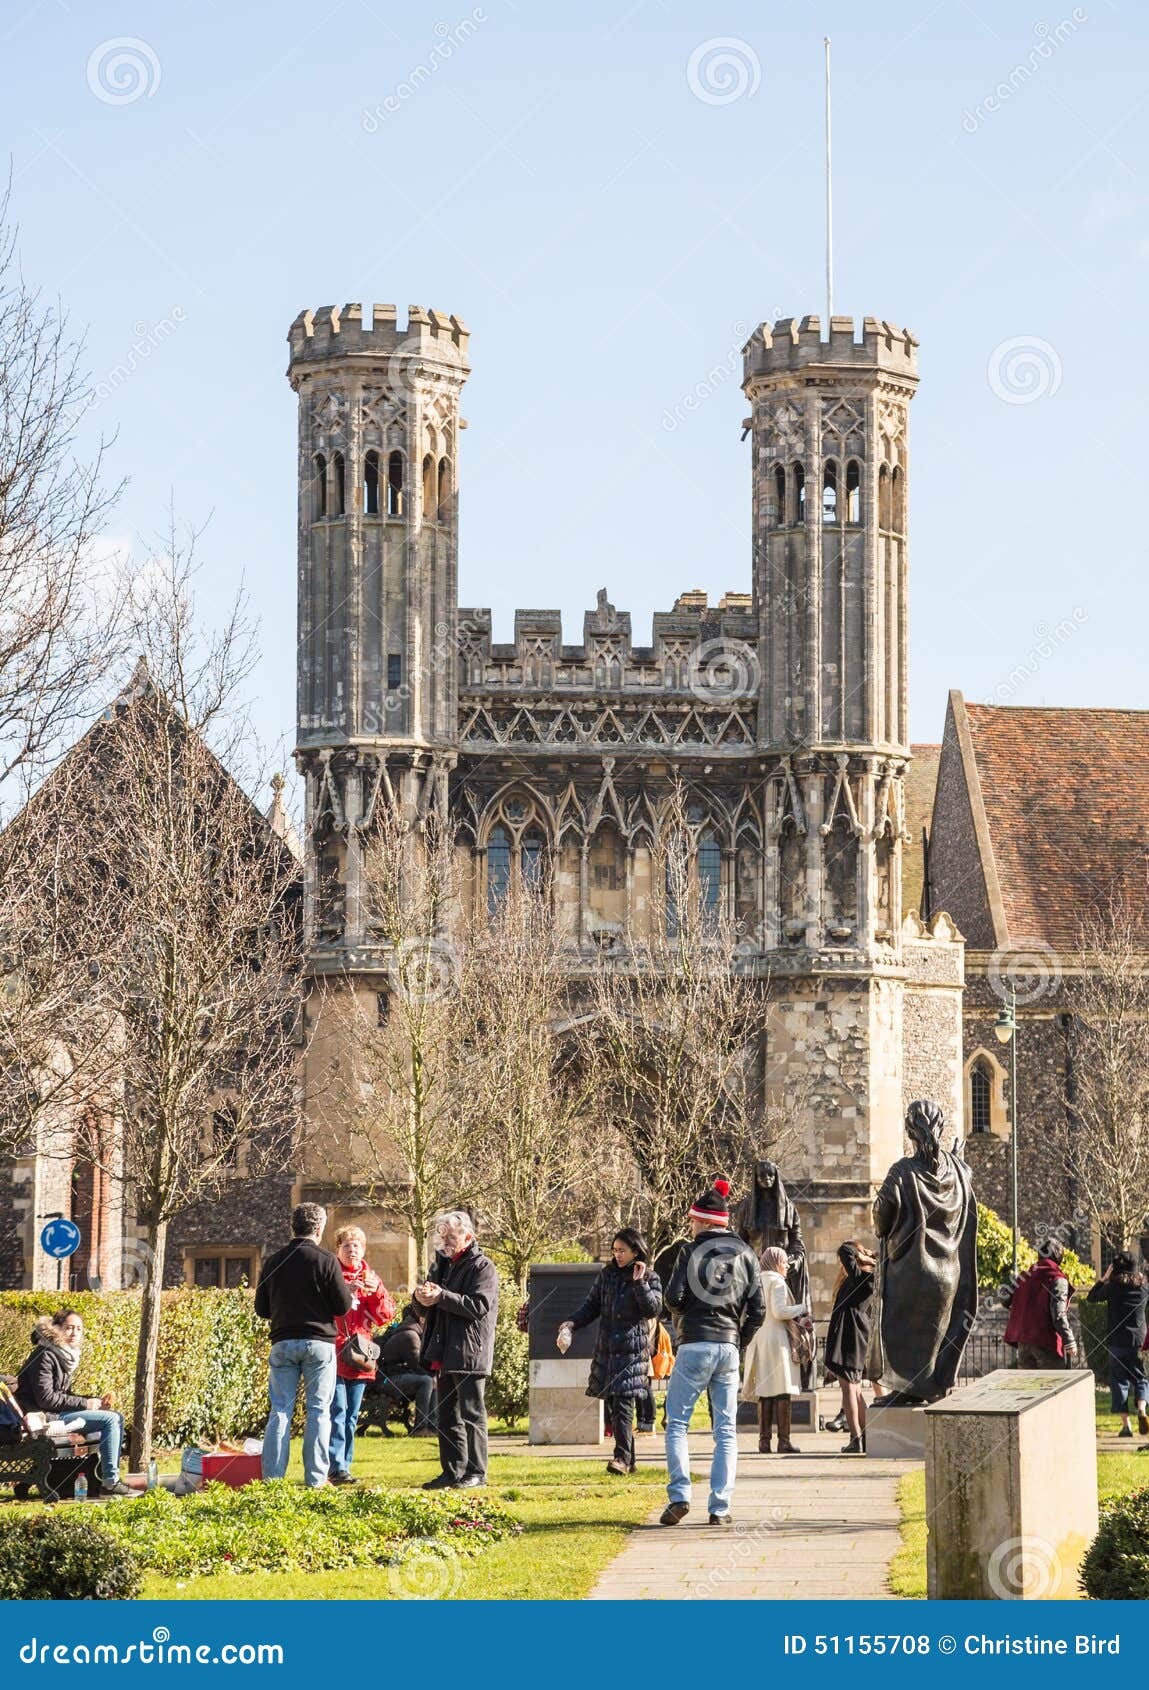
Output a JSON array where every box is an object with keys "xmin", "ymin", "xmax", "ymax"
[
  {"xmin": 486, "ymin": 1289, "xmax": 529, "ymax": 1428},
  {"xmin": 1081, "ymin": 1486, "xmax": 1149, "ymax": 1599},
  {"xmin": 88, "ymin": 1480, "xmax": 520, "ymax": 1579},
  {"xmin": 976, "ymin": 1205, "xmax": 1035, "ymax": 1290},
  {"xmin": 0, "ymin": 1512, "xmax": 142, "ymax": 1600}
]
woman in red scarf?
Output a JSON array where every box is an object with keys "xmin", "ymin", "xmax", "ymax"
[{"xmin": 329, "ymin": 1226, "xmax": 395, "ymax": 1484}]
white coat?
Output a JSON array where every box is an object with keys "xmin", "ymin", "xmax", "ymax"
[{"xmin": 740, "ymin": 1269, "xmax": 807, "ymax": 1400}]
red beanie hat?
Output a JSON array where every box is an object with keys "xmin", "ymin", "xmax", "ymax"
[{"xmin": 689, "ymin": 1176, "xmax": 731, "ymax": 1227}]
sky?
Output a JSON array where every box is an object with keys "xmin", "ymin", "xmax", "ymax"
[{"xmin": 3, "ymin": 0, "xmax": 1146, "ymax": 787}]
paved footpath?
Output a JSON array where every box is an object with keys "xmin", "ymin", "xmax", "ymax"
[{"xmin": 587, "ymin": 1426, "xmax": 910, "ymax": 1600}]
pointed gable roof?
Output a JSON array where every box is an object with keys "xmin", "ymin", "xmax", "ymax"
[{"xmin": 928, "ymin": 691, "xmax": 1149, "ymax": 950}]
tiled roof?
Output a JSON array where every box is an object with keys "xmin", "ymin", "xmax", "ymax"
[
  {"xmin": 902, "ymin": 743, "xmax": 940, "ymax": 919},
  {"xmin": 963, "ymin": 703, "xmax": 1149, "ymax": 949}
]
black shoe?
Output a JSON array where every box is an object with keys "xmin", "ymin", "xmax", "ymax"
[
  {"xmin": 841, "ymin": 1436, "xmax": 864, "ymax": 1455},
  {"xmin": 330, "ymin": 1471, "xmax": 358, "ymax": 1485},
  {"xmin": 660, "ymin": 1501, "xmax": 690, "ymax": 1526},
  {"xmin": 1119, "ymin": 1426, "xmax": 1134, "ymax": 1438},
  {"xmin": 422, "ymin": 1473, "xmax": 458, "ymax": 1490},
  {"xmin": 454, "ymin": 1474, "xmax": 486, "ymax": 1489},
  {"xmin": 709, "ymin": 1512, "xmax": 733, "ymax": 1526}
]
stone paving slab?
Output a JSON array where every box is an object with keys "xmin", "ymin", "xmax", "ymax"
[{"xmin": 588, "ymin": 1428, "xmax": 909, "ymax": 1601}]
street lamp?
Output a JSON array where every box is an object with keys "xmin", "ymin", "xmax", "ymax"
[{"xmin": 994, "ymin": 988, "xmax": 1019, "ymax": 1276}]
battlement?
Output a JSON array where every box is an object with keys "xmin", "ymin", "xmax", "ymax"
[
  {"xmin": 287, "ymin": 303, "xmax": 470, "ymax": 372},
  {"xmin": 742, "ymin": 314, "xmax": 918, "ymax": 386}
]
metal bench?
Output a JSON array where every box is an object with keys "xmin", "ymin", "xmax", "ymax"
[{"xmin": 0, "ymin": 1378, "xmax": 102, "ymax": 1501}]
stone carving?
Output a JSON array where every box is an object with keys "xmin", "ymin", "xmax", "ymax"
[{"xmin": 867, "ymin": 1099, "xmax": 978, "ymax": 1404}]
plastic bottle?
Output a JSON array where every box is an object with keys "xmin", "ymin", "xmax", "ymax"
[
  {"xmin": 73, "ymin": 1474, "xmax": 88, "ymax": 1502},
  {"xmin": 147, "ymin": 1458, "xmax": 158, "ymax": 1491}
]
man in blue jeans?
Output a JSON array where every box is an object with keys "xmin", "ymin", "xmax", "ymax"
[
  {"xmin": 255, "ymin": 1203, "xmax": 353, "ymax": 1487},
  {"xmin": 661, "ymin": 1176, "xmax": 765, "ymax": 1526}
]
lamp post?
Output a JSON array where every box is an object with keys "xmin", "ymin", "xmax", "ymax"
[{"xmin": 994, "ymin": 988, "xmax": 1019, "ymax": 1276}]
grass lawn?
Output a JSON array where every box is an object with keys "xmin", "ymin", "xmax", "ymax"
[
  {"xmin": 140, "ymin": 1429, "xmax": 672, "ymax": 1601},
  {"xmin": 889, "ymin": 1397, "xmax": 1147, "ymax": 1599}
]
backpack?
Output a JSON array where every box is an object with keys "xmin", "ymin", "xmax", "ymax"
[{"xmin": 650, "ymin": 1322, "xmax": 674, "ymax": 1380}]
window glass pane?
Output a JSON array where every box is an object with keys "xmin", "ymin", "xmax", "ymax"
[
  {"xmin": 521, "ymin": 831, "xmax": 544, "ymax": 888},
  {"xmin": 970, "ymin": 1065, "xmax": 991, "ymax": 1133},
  {"xmin": 698, "ymin": 832, "xmax": 721, "ymax": 912},
  {"xmin": 487, "ymin": 825, "xmax": 511, "ymax": 915},
  {"xmin": 193, "ymin": 1257, "xmax": 222, "ymax": 1288},
  {"xmin": 225, "ymin": 1257, "xmax": 252, "ymax": 1289}
]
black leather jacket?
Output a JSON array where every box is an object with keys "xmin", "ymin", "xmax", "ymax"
[{"xmin": 664, "ymin": 1229, "xmax": 766, "ymax": 1348}]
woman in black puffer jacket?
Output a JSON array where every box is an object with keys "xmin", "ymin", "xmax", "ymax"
[{"xmin": 558, "ymin": 1229, "xmax": 662, "ymax": 1476}]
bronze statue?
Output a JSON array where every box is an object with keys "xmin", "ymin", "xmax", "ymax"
[
  {"xmin": 734, "ymin": 1160, "xmax": 813, "ymax": 1384},
  {"xmin": 867, "ymin": 1099, "xmax": 978, "ymax": 1405}
]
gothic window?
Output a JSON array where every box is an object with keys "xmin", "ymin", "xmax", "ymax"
[
  {"xmin": 437, "ymin": 457, "xmax": 451, "ymax": 520},
  {"xmin": 312, "ymin": 453, "xmax": 327, "ymax": 520},
  {"xmin": 363, "ymin": 449, "xmax": 380, "ymax": 516},
  {"xmin": 878, "ymin": 464, "xmax": 891, "ymax": 530},
  {"xmin": 387, "ymin": 450, "xmax": 404, "ymax": 516},
  {"xmin": 846, "ymin": 459, "xmax": 861, "ymax": 524},
  {"xmin": 698, "ymin": 830, "xmax": 721, "ymax": 917},
  {"xmin": 735, "ymin": 837, "xmax": 760, "ymax": 933},
  {"xmin": 520, "ymin": 830, "xmax": 545, "ymax": 888},
  {"xmin": 892, "ymin": 465, "xmax": 905, "ymax": 534},
  {"xmin": 211, "ymin": 1105, "xmax": 241, "ymax": 1171},
  {"xmin": 824, "ymin": 818, "xmax": 858, "ymax": 934},
  {"xmin": 822, "ymin": 459, "xmax": 838, "ymax": 524},
  {"xmin": 794, "ymin": 462, "xmax": 806, "ymax": 524},
  {"xmin": 332, "ymin": 452, "xmax": 346, "ymax": 517},
  {"xmin": 387, "ymin": 654, "xmax": 402, "ymax": 691},
  {"xmin": 486, "ymin": 824, "xmax": 512, "ymax": 914},
  {"xmin": 970, "ymin": 1060, "xmax": 991, "ymax": 1134},
  {"xmin": 779, "ymin": 818, "xmax": 805, "ymax": 939},
  {"xmin": 422, "ymin": 454, "xmax": 435, "ymax": 515},
  {"xmin": 589, "ymin": 824, "xmax": 626, "ymax": 926},
  {"xmin": 773, "ymin": 464, "xmax": 786, "ymax": 526}
]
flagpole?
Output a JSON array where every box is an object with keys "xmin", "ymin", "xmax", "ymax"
[{"xmin": 825, "ymin": 36, "xmax": 833, "ymax": 324}]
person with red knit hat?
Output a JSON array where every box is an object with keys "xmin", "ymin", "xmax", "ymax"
[{"xmin": 660, "ymin": 1174, "xmax": 765, "ymax": 1527}]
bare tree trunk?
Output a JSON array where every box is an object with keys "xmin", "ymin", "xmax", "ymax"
[{"xmin": 129, "ymin": 1217, "xmax": 167, "ymax": 1470}]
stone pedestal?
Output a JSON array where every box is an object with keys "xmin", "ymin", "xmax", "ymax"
[
  {"xmin": 924, "ymin": 1368, "xmax": 1098, "ymax": 1599},
  {"xmin": 528, "ymin": 1359, "xmax": 603, "ymax": 1446},
  {"xmin": 866, "ymin": 1402, "xmax": 928, "ymax": 1458}
]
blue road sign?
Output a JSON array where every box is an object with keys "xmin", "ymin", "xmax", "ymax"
[{"xmin": 40, "ymin": 1217, "xmax": 82, "ymax": 1259}]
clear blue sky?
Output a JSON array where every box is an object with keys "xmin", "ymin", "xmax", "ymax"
[{"xmin": 4, "ymin": 0, "xmax": 1144, "ymax": 778}]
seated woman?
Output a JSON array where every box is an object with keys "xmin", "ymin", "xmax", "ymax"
[
  {"xmin": 377, "ymin": 1303, "xmax": 436, "ymax": 1435},
  {"xmin": 15, "ymin": 1310, "xmax": 131, "ymax": 1494}
]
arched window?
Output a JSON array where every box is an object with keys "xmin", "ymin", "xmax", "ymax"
[
  {"xmin": 773, "ymin": 464, "xmax": 786, "ymax": 525},
  {"xmin": 892, "ymin": 465, "xmax": 905, "ymax": 533},
  {"xmin": 422, "ymin": 454, "xmax": 435, "ymax": 514},
  {"xmin": 970, "ymin": 1060, "xmax": 992, "ymax": 1134},
  {"xmin": 486, "ymin": 825, "xmax": 511, "ymax": 914},
  {"xmin": 520, "ymin": 830, "xmax": 544, "ymax": 888},
  {"xmin": 822, "ymin": 459, "xmax": 838, "ymax": 524},
  {"xmin": 698, "ymin": 830, "xmax": 721, "ymax": 917},
  {"xmin": 846, "ymin": 459, "xmax": 861, "ymax": 524},
  {"xmin": 437, "ymin": 457, "xmax": 451, "ymax": 520},
  {"xmin": 332, "ymin": 452, "xmax": 346, "ymax": 517},
  {"xmin": 794, "ymin": 462, "xmax": 806, "ymax": 524},
  {"xmin": 363, "ymin": 449, "xmax": 380, "ymax": 516},
  {"xmin": 878, "ymin": 464, "xmax": 891, "ymax": 530},
  {"xmin": 312, "ymin": 453, "xmax": 327, "ymax": 520},
  {"xmin": 387, "ymin": 451, "xmax": 403, "ymax": 516}
]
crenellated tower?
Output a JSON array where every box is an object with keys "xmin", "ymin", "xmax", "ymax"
[
  {"xmin": 743, "ymin": 314, "xmax": 919, "ymax": 963},
  {"xmin": 288, "ymin": 303, "xmax": 469, "ymax": 960}
]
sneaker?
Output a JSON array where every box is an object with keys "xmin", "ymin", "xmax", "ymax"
[
  {"xmin": 454, "ymin": 1474, "xmax": 486, "ymax": 1489},
  {"xmin": 330, "ymin": 1471, "xmax": 358, "ymax": 1485},
  {"xmin": 1119, "ymin": 1426, "xmax": 1134, "ymax": 1438},
  {"xmin": 660, "ymin": 1500, "xmax": 690, "ymax": 1526},
  {"xmin": 708, "ymin": 1512, "xmax": 733, "ymax": 1526},
  {"xmin": 605, "ymin": 1458, "xmax": 630, "ymax": 1476},
  {"xmin": 103, "ymin": 1480, "xmax": 138, "ymax": 1497},
  {"xmin": 422, "ymin": 1474, "xmax": 457, "ymax": 1490}
]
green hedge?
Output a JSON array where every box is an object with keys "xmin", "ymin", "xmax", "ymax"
[{"xmin": 0, "ymin": 1290, "xmax": 269, "ymax": 1445}]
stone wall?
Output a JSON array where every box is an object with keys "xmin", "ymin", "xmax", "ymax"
[{"xmin": 166, "ymin": 1173, "xmax": 297, "ymax": 1287}]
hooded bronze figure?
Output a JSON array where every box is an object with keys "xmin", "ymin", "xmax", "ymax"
[{"xmin": 867, "ymin": 1100, "xmax": 978, "ymax": 1405}]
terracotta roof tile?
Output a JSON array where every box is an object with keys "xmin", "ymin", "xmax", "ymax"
[{"xmin": 964, "ymin": 703, "xmax": 1149, "ymax": 949}]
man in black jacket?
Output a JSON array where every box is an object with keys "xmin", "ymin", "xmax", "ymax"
[
  {"xmin": 660, "ymin": 1176, "xmax": 765, "ymax": 1527},
  {"xmin": 255, "ymin": 1203, "xmax": 353, "ymax": 1487},
  {"xmin": 414, "ymin": 1210, "xmax": 499, "ymax": 1488}
]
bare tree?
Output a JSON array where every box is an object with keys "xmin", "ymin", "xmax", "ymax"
[
  {"xmin": 317, "ymin": 792, "xmax": 478, "ymax": 1263},
  {"xmin": 1059, "ymin": 902, "xmax": 1149, "ymax": 1255},
  {"xmin": 0, "ymin": 189, "xmax": 124, "ymax": 803},
  {"xmin": 462, "ymin": 874, "xmax": 610, "ymax": 1290},
  {"xmin": 587, "ymin": 786, "xmax": 781, "ymax": 1256},
  {"xmin": 58, "ymin": 541, "xmax": 302, "ymax": 1466}
]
